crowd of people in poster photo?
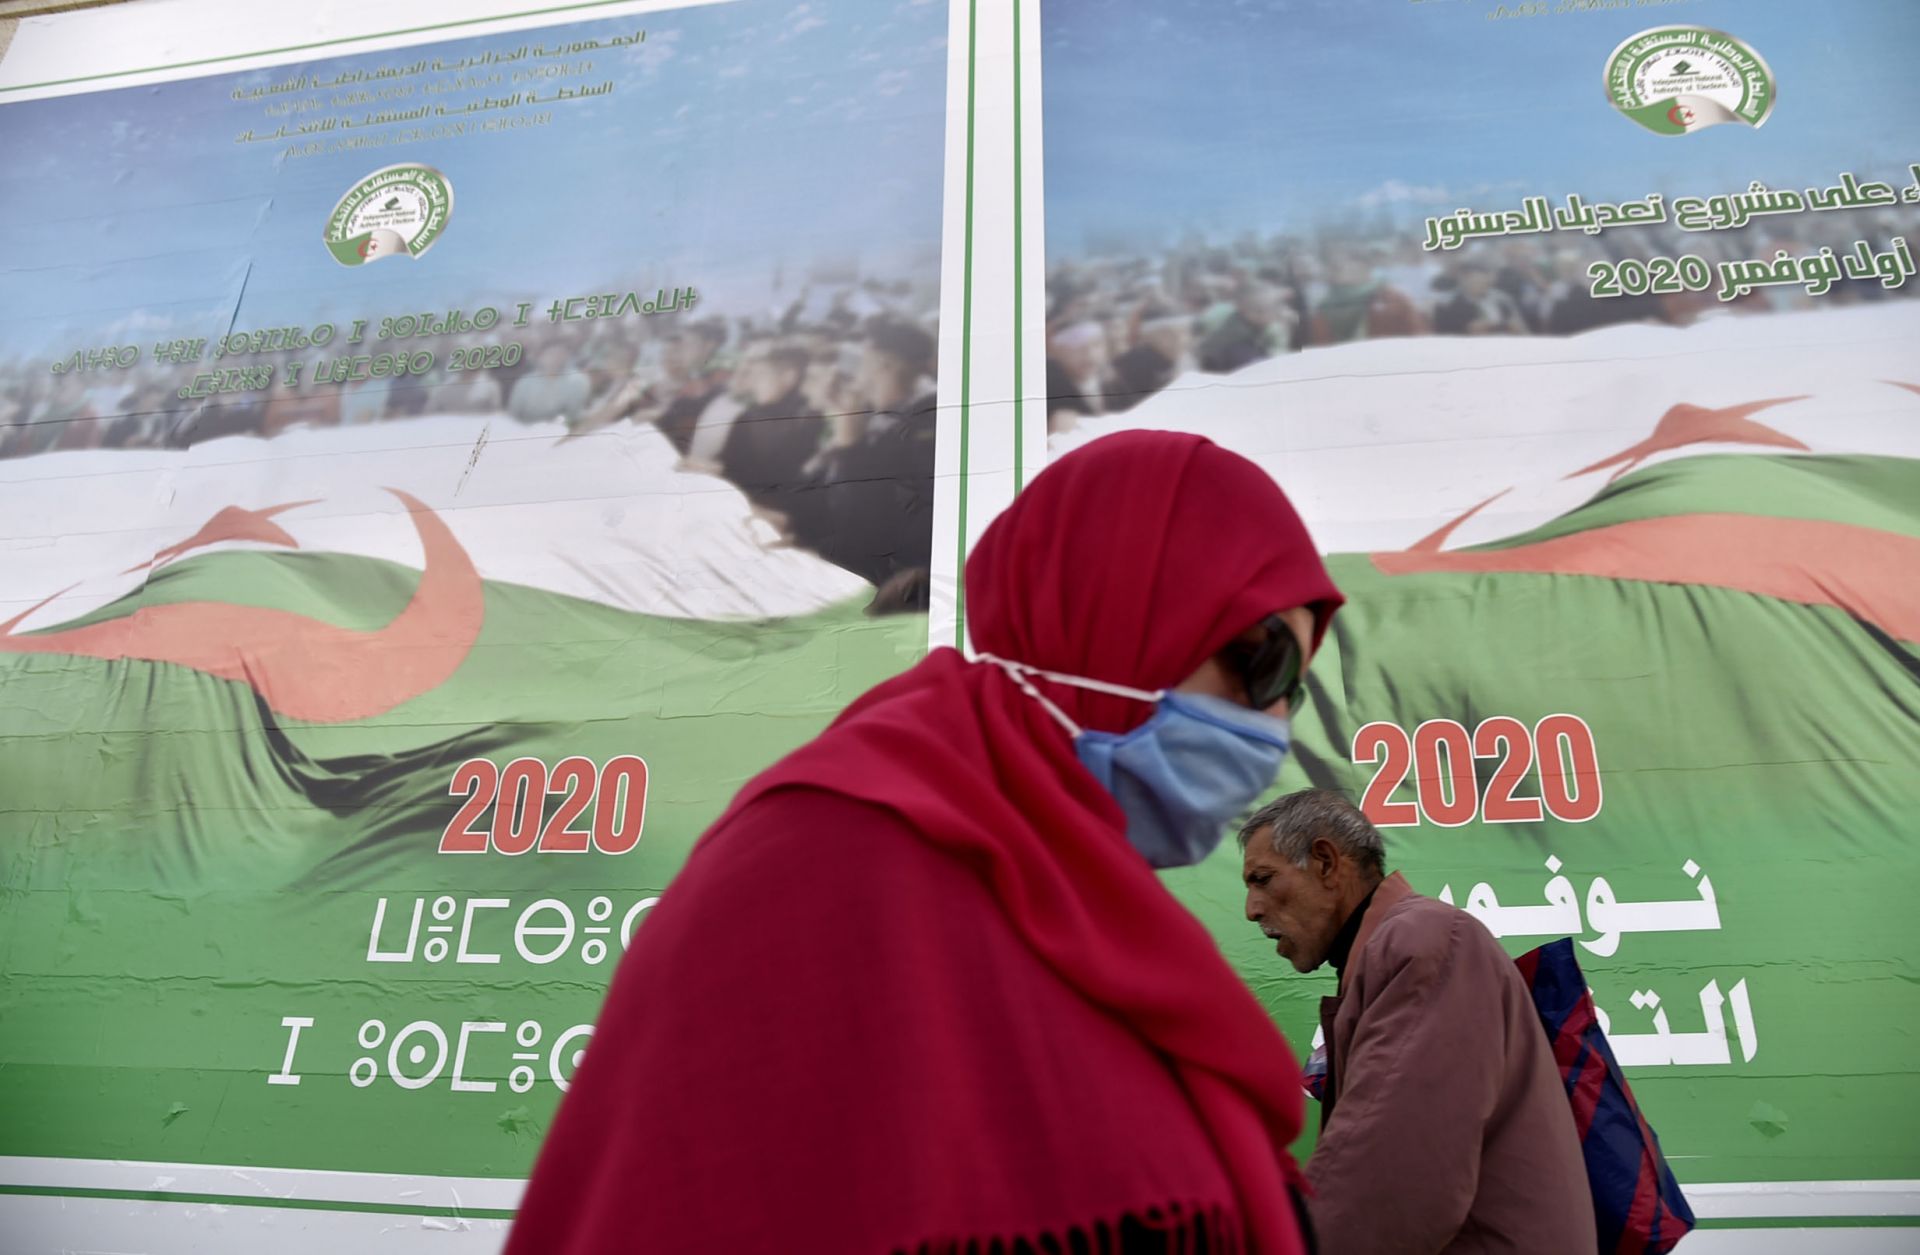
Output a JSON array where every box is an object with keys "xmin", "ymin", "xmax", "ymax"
[
  {"xmin": 1046, "ymin": 205, "xmax": 1920, "ymax": 430},
  {"xmin": 0, "ymin": 276, "xmax": 940, "ymax": 610}
]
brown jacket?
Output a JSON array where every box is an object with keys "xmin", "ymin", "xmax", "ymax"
[{"xmin": 1310, "ymin": 873, "xmax": 1596, "ymax": 1255}]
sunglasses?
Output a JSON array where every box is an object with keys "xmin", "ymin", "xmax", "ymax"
[{"xmin": 1220, "ymin": 613, "xmax": 1308, "ymax": 711}]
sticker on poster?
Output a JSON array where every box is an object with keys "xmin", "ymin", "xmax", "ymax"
[
  {"xmin": 1604, "ymin": 26, "xmax": 1775, "ymax": 137},
  {"xmin": 323, "ymin": 163, "xmax": 455, "ymax": 266}
]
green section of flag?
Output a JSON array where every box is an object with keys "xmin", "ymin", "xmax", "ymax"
[
  {"xmin": 1623, "ymin": 98, "xmax": 1691, "ymax": 136},
  {"xmin": 3, "ymin": 551, "xmax": 925, "ymax": 895},
  {"xmin": 324, "ymin": 234, "xmax": 370, "ymax": 265},
  {"xmin": 0, "ymin": 554, "xmax": 924, "ymax": 1174},
  {"xmin": 34, "ymin": 549, "xmax": 416, "ymax": 636}
]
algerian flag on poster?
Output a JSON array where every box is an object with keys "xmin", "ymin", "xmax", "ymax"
[
  {"xmin": 0, "ymin": 414, "xmax": 925, "ymax": 1179},
  {"xmin": 1058, "ymin": 302, "xmax": 1920, "ymax": 556},
  {"xmin": 1060, "ymin": 300, "xmax": 1920, "ymax": 1181},
  {"xmin": 323, "ymin": 227, "xmax": 411, "ymax": 266},
  {"xmin": 1620, "ymin": 94, "xmax": 1745, "ymax": 136}
]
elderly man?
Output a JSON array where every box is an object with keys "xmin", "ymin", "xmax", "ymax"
[{"xmin": 1240, "ymin": 789, "xmax": 1595, "ymax": 1255}]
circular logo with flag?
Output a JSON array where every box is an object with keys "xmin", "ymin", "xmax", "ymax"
[
  {"xmin": 323, "ymin": 163, "xmax": 454, "ymax": 266},
  {"xmin": 1604, "ymin": 26, "xmax": 1775, "ymax": 137}
]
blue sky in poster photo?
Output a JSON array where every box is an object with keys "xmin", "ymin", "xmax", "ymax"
[
  {"xmin": 1044, "ymin": 0, "xmax": 1920, "ymax": 253},
  {"xmin": 0, "ymin": 0, "xmax": 947, "ymax": 355}
]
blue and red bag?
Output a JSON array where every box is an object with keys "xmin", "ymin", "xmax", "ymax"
[
  {"xmin": 1517, "ymin": 938, "xmax": 1695, "ymax": 1254},
  {"xmin": 1302, "ymin": 1033, "xmax": 1329, "ymax": 1103}
]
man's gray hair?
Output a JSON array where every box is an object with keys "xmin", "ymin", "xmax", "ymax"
[{"xmin": 1238, "ymin": 789, "xmax": 1387, "ymax": 877}]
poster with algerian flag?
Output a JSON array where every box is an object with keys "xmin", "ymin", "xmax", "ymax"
[
  {"xmin": 0, "ymin": 407, "xmax": 929, "ymax": 1175},
  {"xmin": 1040, "ymin": 0, "xmax": 1920, "ymax": 1223},
  {"xmin": 0, "ymin": 0, "xmax": 948, "ymax": 1208},
  {"xmin": 1054, "ymin": 299, "xmax": 1920, "ymax": 1190}
]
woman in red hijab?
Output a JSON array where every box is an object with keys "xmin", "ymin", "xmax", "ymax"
[{"xmin": 506, "ymin": 431, "xmax": 1343, "ymax": 1254}]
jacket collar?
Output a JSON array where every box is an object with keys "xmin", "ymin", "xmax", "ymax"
[{"xmin": 1341, "ymin": 871, "xmax": 1416, "ymax": 983}]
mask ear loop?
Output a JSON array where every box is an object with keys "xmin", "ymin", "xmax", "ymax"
[{"xmin": 975, "ymin": 653, "xmax": 1166, "ymax": 739}]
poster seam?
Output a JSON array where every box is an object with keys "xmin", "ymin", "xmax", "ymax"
[
  {"xmin": 1011, "ymin": 0, "xmax": 1023, "ymax": 496},
  {"xmin": 952, "ymin": 0, "xmax": 977, "ymax": 650}
]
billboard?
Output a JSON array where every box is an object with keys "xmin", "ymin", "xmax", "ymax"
[
  {"xmin": 1041, "ymin": 0, "xmax": 1918, "ymax": 1246},
  {"xmin": 0, "ymin": 0, "xmax": 952, "ymax": 1247},
  {"xmin": 2, "ymin": 0, "xmax": 1916, "ymax": 1249}
]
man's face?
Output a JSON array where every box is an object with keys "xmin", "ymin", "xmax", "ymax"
[
  {"xmin": 752, "ymin": 360, "xmax": 802, "ymax": 405},
  {"xmin": 1243, "ymin": 832, "xmax": 1345, "ymax": 973},
  {"xmin": 1461, "ymin": 269, "xmax": 1495, "ymax": 299}
]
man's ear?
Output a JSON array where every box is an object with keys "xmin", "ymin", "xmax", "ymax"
[{"xmin": 1309, "ymin": 835, "xmax": 1341, "ymax": 886}]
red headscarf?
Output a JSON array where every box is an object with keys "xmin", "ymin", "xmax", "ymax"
[{"xmin": 510, "ymin": 431, "xmax": 1343, "ymax": 1253}]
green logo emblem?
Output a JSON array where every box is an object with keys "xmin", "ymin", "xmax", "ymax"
[
  {"xmin": 323, "ymin": 163, "xmax": 454, "ymax": 266},
  {"xmin": 1604, "ymin": 27, "xmax": 1775, "ymax": 137}
]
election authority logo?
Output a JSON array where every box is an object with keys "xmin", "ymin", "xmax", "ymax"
[
  {"xmin": 1605, "ymin": 27, "xmax": 1775, "ymax": 137},
  {"xmin": 323, "ymin": 163, "xmax": 454, "ymax": 266}
]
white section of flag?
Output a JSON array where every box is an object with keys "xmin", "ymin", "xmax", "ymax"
[
  {"xmin": 1055, "ymin": 303, "xmax": 1920, "ymax": 556},
  {"xmin": 0, "ymin": 415, "xmax": 869, "ymax": 631}
]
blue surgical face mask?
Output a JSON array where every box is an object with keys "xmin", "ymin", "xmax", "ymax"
[{"xmin": 981, "ymin": 655, "xmax": 1293, "ymax": 869}]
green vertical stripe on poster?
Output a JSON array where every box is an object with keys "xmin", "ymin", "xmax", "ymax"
[{"xmin": 953, "ymin": 0, "xmax": 978, "ymax": 649}]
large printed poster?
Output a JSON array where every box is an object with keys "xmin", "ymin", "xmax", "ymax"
[
  {"xmin": 0, "ymin": 0, "xmax": 947, "ymax": 1210},
  {"xmin": 1042, "ymin": 0, "xmax": 1920, "ymax": 1230},
  {"xmin": 5, "ymin": 0, "xmax": 1918, "ymax": 1247}
]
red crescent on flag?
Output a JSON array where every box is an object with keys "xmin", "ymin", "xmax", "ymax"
[
  {"xmin": 1374, "ymin": 513, "xmax": 1920, "ymax": 642},
  {"xmin": 1668, "ymin": 104, "xmax": 1692, "ymax": 127},
  {"xmin": 0, "ymin": 490, "xmax": 484, "ymax": 723}
]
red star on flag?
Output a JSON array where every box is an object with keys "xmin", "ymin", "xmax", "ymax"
[{"xmin": 1563, "ymin": 398, "xmax": 1809, "ymax": 483}]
